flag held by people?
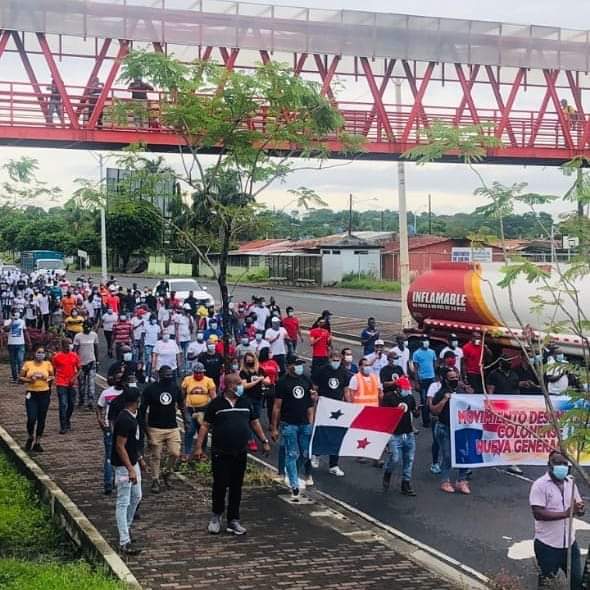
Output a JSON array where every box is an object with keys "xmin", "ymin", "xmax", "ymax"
[{"xmin": 310, "ymin": 397, "xmax": 404, "ymax": 460}]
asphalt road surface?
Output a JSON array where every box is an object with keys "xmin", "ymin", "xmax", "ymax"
[{"xmin": 89, "ymin": 273, "xmax": 590, "ymax": 589}]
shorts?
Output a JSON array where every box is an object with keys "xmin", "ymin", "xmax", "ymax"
[{"xmin": 147, "ymin": 427, "xmax": 181, "ymax": 455}]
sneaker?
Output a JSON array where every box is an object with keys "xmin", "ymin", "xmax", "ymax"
[
  {"xmin": 120, "ymin": 542, "xmax": 142, "ymax": 556},
  {"xmin": 440, "ymin": 481, "xmax": 455, "ymax": 493},
  {"xmin": 207, "ymin": 514, "xmax": 222, "ymax": 534},
  {"xmin": 59, "ymin": 429, "xmax": 67, "ymax": 435},
  {"xmin": 32, "ymin": 443, "xmax": 44, "ymax": 453},
  {"xmin": 304, "ymin": 475, "xmax": 314, "ymax": 487},
  {"xmin": 162, "ymin": 471, "xmax": 173, "ymax": 489},
  {"xmin": 401, "ymin": 480, "xmax": 416, "ymax": 497},
  {"xmin": 310, "ymin": 455, "xmax": 320, "ymax": 469},
  {"xmin": 291, "ymin": 488, "xmax": 300, "ymax": 502},
  {"xmin": 151, "ymin": 479, "xmax": 161, "ymax": 494},
  {"xmin": 104, "ymin": 487, "xmax": 113, "ymax": 496},
  {"xmin": 284, "ymin": 474, "xmax": 290, "ymax": 487},
  {"xmin": 24, "ymin": 438, "xmax": 33, "ymax": 451},
  {"xmin": 507, "ymin": 465, "xmax": 523, "ymax": 475},
  {"xmin": 382, "ymin": 471, "xmax": 392, "ymax": 491},
  {"xmin": 455, "ymin": 480, "xmax": 471, "ymax": 495},
  {"xmin": 298, "ymin": 478, "xmax": 306, "ymax": 490},
  {"xmin": 329, "ymin": 466, "xmax": 345, "ymax": 477},
  {"xmin": 226, "ymin": 520, "xmax": 247, "ymax": 535},
  {"xmin": 430, "ymin": 463, "xmax": 441, "ymax": 475},
  {"xmin": 247, "ymin": 440, "xmax": 258, "ymax": 452}
]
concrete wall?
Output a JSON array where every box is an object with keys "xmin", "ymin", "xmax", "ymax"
[{"xmin": 321, "ymin": 248, "xmax": 381, "ymax": 285}]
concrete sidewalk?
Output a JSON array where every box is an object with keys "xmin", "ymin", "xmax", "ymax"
[{"xmin": 0, "ymin": 363, "xmax": 462, "ymax": 590}]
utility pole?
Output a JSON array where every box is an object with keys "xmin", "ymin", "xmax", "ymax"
[
  {"xmin": 395, "ymin": 80, "xmax": 412, "ymax": 329},
  {"xmin": 98, "ymin": 153, "xmax": 108, "ymax": 283},
  {"xmin": 428, "ymin": 193, "xmax": 432, "ymax": 234},
  {"xmin": 348, "ymin": 192, "xmax": 353, "ymax": 236},
  {"xmin": 381, "ymin": 210, "xmax": 384, "ymax": 232}
]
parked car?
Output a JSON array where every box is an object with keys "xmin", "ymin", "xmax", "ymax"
[{"xmin": 153, "ymin": 278, "xmax": 215, "ymax": 307}]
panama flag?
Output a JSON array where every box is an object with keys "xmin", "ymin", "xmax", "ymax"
[{"xmin": 310, "ymin": 397, "xmax": 405, "ymax": 460}]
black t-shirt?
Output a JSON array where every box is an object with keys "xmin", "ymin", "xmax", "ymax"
[
  {"xmin": 518, "ymin": 366, "xmax": 543, "ymax": 394},
  {"xmin": 276, "ymin": 374, "xmax": 314, "ymax": 425},
  {"xmin": 379, "ymin": 365, "xmax": 405, "ymax": 393},
  {"xmin": 240, "ymin": 369, "xmax": 264, "ymax": 400},
  {"xmin": 314, "ymin": 366, "xmax": 350, "ymax": 400},
  {"xmin": 111, "ymin": 410, "xmax": 140, "ymax": 467},
  {"xmin": 204, "ymin": 396, "xmax": 257, "ymax": 453},
  {"xmin": 432, "ymin": 386, "xmax": 453, "ymax": 426},
  {"xmin": 381, "ymin": 390, "xmax": 416, "ymax": 434},
  {"xmin": 145, "ymin": 295, "xmax": 157, "ymax": 312},
  {"xmin": 198, "ymin": 352, "xmax": 223, "ymax": 382},
  {"xmin": 140, "ymin": 381, "xmax": 183, "ymax": 429},
  {"xmin": 488, "ymin": 368, "xmax": 520, "ymax": 394}
]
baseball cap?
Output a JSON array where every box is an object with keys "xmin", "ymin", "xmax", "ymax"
[
  {"xmin": 192, "ymin": 362, "xmax": 205, "ymax": 373},
  {"xmin": 287, "ymin": 355, "xmax": 305, "ymax": 366},
  {"xmin": 375, "ymin": 339, "xmax": 385, "ymax": 346},
  {"xmin": 397, "ymin": 376, "xmax": 411, "ymax": 390}
]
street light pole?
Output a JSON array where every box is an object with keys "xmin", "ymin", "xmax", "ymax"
[
  {"xmin": 348, "ymin": 192, "xmax": 353, "ymax": 236},
  {"xmin": 395, "ymin": 80, "xmax": 412, "ymax": 329},
  {"xmin": 98, "ymin": 153, "xmax": 108, "ymax": 283}
]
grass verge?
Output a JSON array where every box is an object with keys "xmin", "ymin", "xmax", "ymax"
[
  {"xmin": 0, "ymin": 451, "xmax": 123, "ymax": 589},
  {"xmin": 177, "ymin": 457, "xmax": 275, "ymax": 487},
  {"xmin": 338, "ymin": 273, "xmax": 401, "ymax": 293}
]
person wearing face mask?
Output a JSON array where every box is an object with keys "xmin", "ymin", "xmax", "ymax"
[
  {"xmin": 5, "ymin": 308, "xmax": 29, "ymax": 383},
  {"xmin": 197, "ymin": 340, "xmax": 224, "ymax": 388},
  {"xmin": 181, "ymin": 362, "xmax": 216, "ymax": 458},
  {"xmin": 265, "ymin": 316, "xmax": 288, "ymax": 375},
  {"xmin": 282, "ymin": 306, "xmax": 302, "ymax": 357},
  {"xmin": 530, "ymin": 450, "xmax": 584, "ymax": 588},
  {"xmin": 236, "ymin": 335, "xmax": 257, "ymax": 360},
  {"xmin": 187, "ymin": 331, "xmax": 207, "ymax": 360},
  {"xmin": 341, "ymin": 348, "xmax": 359, "ymax": 376},
  {"xmin": 380, "ymin": 351, "xmax": 405, "ymax": 393},
  {"xmin": 271, "ymin": 357, "xmax": 315, "ymax": 501},
  {"xmin": 410, "ymin": 336, "xmax": 437, "ymax": 427},
  {"xmin": 61, "ymin": 290, "xmax": 77, "ymax": 318},
  {"xmin": 113, "ymin": 314, "xmax": 134, "ymax": 361},
  {"xmin": 382, "ymin": 375, "xmax": 420, "ymax": 495},
  {"xmin": 74, "ymin": 321, "xmax": 99, "ymax": 409},
  {"xmin": 152, "ymin": 332, "xmax": 181, "ymax": 377},
  {"xmin": 101, "ymin": 306, "xmax": 118, "ymax": 358},
  {"xmin": 204, "ymin": 318, "xmax": 223, "ymax": 341},
  {"xmin": 309, "ymin": 318, "xmax": 331, "ymax": 382},
  {"xmin": 175, "ymin": 304, "xmax": 194, "ymax": 373},
  {"xmin": 439, "ymin": 334, "xmax": 464, "ymax": 374},
  {"xmin": 545, "ymin": 347, "xmax": 571, "ymax": 396},
  {"xmin": 390, "ymin": 335, "xmax": 410, "ymax": 375},
  {"xmin": 131, "ymin": 308, "xmax": 146, "ymax": 364},
  {"xmin": 194, "ymin": 373, "xmax": 270, "ymax": 535},
  {"xmin": 53, "ymin": 338, "xmax": 81, "ymax": 434},
  {"xmin": 518, "ymin": 349, "xmax": 543, "ymax": 395},
  {"xmin": 487, "ymin": 356, "xmax": 521, "ymax": 395},
  {"xmin": 462, "ymin": 332, "xmax": 489, "ymax": 394},
  {"xmin": 143, "ymin": 314, "xmax": 161, "ymax": 381},
  {"xmin": 361, "ymin": 317, "xmax": 380, "ymax": 356},
  {"xmin": 431, "ymin": 369, "xmax": 471, "ymax": 494},
  {"xmin": 140, "ymin": 366, "xmax": 184, "ymax": 493},
  {"xmin": 240, "ymin": 353, "xmax": 267, "ymax": 453},
  {"xmin": 64, "ymin": 308, "xmax": 84, "ymax": 340},
  {"xmin": 20, "ymin": 346, "xmax": 54, "ymax": 452},
  {"xmin": 254, "ymin": 329, "xmax": 270, "ymax": 354},
  {"xmin": 311, "ymin": 351, "xmax": 351, "ymax": 477},
  {"xmin": 366, "ymin": 339, "xmax": 388, "ymax": 377},
  {"xmin": 252, "ymin": 297, "xmax": 270, "ymax": 332},
  {"xmin": 348, "ymin": 358, "xmax": 382, "ymax": 408}
]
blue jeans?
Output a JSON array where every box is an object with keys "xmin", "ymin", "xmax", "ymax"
[
  {"xmin": 133, "ymin": 340, "xmax": 142, "ymax": 363},
  {"xmin": 8, "ymin": 344, "xmax": 25, "ymax": 381},
  {"xmin": 434, "ymin": 422, "xmax": 468, "ymax": 483},
  {"xmin": 384, "ymin": 433, "xmax": 416, "ymax": 481},
  {"xmin": 57, "ymin": 386, "xmax": 75, "ymax": 431},
  {"xmin": 114, "ymin": 464, "xmax": 142, "ymax": 546},
  {"xmin": 419, "ymin": 378, "xmax": 433, "ymax": 425},
  {"xmin": 281, "ymin": 422, "xmax": 312, "ymax": 490},
  {"xmin": 144, "ymin": 345, "xmax": 154, "ymax": 378},
  {"xmin": 103, "ymin": 430, "xmax": 114, "ymax": 491},
  {"xmin": 78, "ymin": 362, "xmax": 96, "ymax": 406},
  {"xmin": 431, "ymin": 419, "xmax": 440, "ymax": 464},
  {"xmin": 179, "ymin": 340, "xmax": 190, "ymax": 374}
]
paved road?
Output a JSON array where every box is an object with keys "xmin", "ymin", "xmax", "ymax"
[{"xmin": 89, "ymin": 272, "xmax": 589, "ymax": 588}]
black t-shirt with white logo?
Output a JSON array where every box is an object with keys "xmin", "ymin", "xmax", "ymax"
[
  {"xmin": 204, "ymin": 396, "xmax": 257, "ymax": 453},
  {"xmin": 111, "ymin": 410, "xmax": 140, "ymax": 467},
  {"xmin": 314, "ymin": 366, "xmax": 350, "ymax": 400},
  {"xmin": 276, "ymin": 374, "xmax": 314, "ymax": 425},
  {"xmin": 140, "ymin": 380, "xmax": 183, "ymax": 429}
]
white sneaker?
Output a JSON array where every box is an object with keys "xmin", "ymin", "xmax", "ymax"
[
  {"xmin": 284, "ymin": 474, "xmax": 290, "ymax": 486},
  {"xmin": 298, "ymin": 478, "xmax": 307, "ymax": 490},
  {"xmin": 329, "ymin": 466, "xmax": 345, "ymax": 477},
  {"xmin": 311, "ymin": 455, "xmax": 320, "ymax": 469},
  {"xmin": 304, "ymin": 475, "xmax": 314, "ymax": 487}
]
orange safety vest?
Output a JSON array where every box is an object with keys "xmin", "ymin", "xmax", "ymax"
[{"xmin": 351, "ymin": 373, "xmax": 380, "ymax": 407}]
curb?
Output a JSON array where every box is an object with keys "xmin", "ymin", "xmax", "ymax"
[
  {"xmin": 0, "ymin": 425, "xmax": 141, "ymax": 590},
  {"xmin": 247, "ymin": 454, "xmax": 490, "ymax": 590}
]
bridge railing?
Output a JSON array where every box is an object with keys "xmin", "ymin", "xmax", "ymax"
[{"xmin": 0, "ymin": 80, "xmax": 584, "ymax": 151}]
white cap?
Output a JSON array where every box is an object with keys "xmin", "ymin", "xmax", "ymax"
[{"xmin": 375, "ymin": 339, "xmax": 385, "ymax": 346}]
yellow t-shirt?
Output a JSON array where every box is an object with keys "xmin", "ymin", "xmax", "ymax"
[
  {"xmin": 64, "ymin": 316, "xmax": 84, "ymax": 334},
  {"xmin": 21, "ymin": 360, "xmax": 53, "ymax": 392},
  {"xmin": 182, "ymin": 375, "xmax": 215, "ymax": 408}
]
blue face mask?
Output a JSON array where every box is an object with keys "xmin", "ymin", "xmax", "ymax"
[
  {"xmin": 400, "ymin": 389, "xmax": 412, "ymax": 397},
  {"xmin": 235, "ymin": 384, "xmax": 245, "ymax": 397},
  {"xmin": 294, "ymin": 365, "xmax": 304, "ymax": 376},
  {"xmin": 556, "ymin": 354, "xmax": 565, "ymax": 363},
  {"xmin": 330, "ymin": 361, "xmax": 341, "ymax": 370},
  {"xmin": 551, "ymin": 464, "xmax": 569, "ymax": 480}
]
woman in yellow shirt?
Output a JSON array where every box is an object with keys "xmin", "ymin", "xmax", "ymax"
[
  {"xmin": 20, "ymin": 346, "xmax": 54, "ymax": 452},
  {"xmin": 64, "ymin": 310, "xmax": 84, "ymax": 339}
]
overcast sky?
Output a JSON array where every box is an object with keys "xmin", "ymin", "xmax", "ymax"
[{"xmin": 0, "ymin": 0, "xmax": 585, "ymax": 218}]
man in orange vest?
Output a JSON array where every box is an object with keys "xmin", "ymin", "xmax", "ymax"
[{"xmin": 348, "ymin": 357, "xmax": 382, "ymax": 407}]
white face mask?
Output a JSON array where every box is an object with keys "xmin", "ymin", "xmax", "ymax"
[
  {"xmin": 344, "ymin": 354, "xmax": 353, "ymax": 363},
  {"xmin": 162, "ymin": 334, "xmax": 170, "ymax": 342}
]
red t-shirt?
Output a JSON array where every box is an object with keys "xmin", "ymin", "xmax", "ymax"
[
  {"xmin": 53, "ymin": 351, "xmax": 81, "ymax": 387},
  {"xmin": 282, "ymin": 316, "xmax": 300, "ymax": 341},
  {"xmin": 106, "ymin": 294, "xmax": 120, "ymax": 313},
  {"xmin": 463, "ymin": 341, "xmax": 483, "ymax": 374},
  {"xmin": 215, "ymin": 342, "xmax": 236, "ymax": 357},
  {"xmin": 309, "ymin": 327, "xmax": 330, "ymax": 358},
  {"xmin": 260, "ymin": 359, "xmax": 280, "ymax": 385},
  {"xmin": 113, "ymin": 321, "xmax": 133, "ymax": 344}
]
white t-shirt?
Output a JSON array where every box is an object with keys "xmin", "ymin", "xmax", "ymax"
[
  {"xmin": 546, "ymin": 362, "xmax": 569, "ymax": 395},
  {"xmin": 7, "ymin": 318, "xmax": 26, "ymax": 345},
  {"xmin": 158, "ymin": 307, "xmax": 171, "ymax": 323},
  {"xmin": 96, "ymin": 386, "xmax": 123, "ymax": 427},
  {"xmin": 36, "ymin": 295, "xmax": 50, "ymax": 315},
  {"xmin": 83, "ymin": 300, "xmax": 94, "ymax": 318},
  {"xmin": 439, "ymin": 346, "xmax": 464, "ymax": 373},
  {"xmin": 265, "ymin": 327, "xmax": 287, "ymax": 356},
  {"xmin": 253, "ymin": 306, "xmax": 270, "ymax": 331},
  {"xmin": 153, "ymin": 339, "xmax": 180, "ymax": 370},
  {"xmin": 255, "ymin": 339, "xmax": 270, "ymax": 353},
  {"xmin": 24, "ymin": 301, "xmax": 38, "ymax": 321},
  {"xmin": 391, "ymin": 346, "xmax": 410, "ymax": 374},
  {"xmin": 187, "ymin": 340, "xmax": 207, "ymax": 359},
  {"xmin": 175, "ymin": 314, "xmax": 192, "ymax": 342},
  {"xmin": 365, "ymin": 352, "xmax": 388, "ymax": 376},
  {"xmin": 131, "ymin": 316, "xmax": 146, "ymax": 340},
  {"xmin": 426, "ymin": 381, "xmax": 441, "ymax": 399},
  {"xmin": 102, "ymin": 311, "xmax": 118, "ymax": 331},
  {"xmin": 73, "ymin": 331, "xmax": 98, "ymax": 365},
  {"xmin": 144, "ymin": 322, "xmax": 161, "ymax": 347}
]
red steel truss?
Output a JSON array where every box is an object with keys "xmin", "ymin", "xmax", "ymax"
[{"xmin": 0, "ymin": 31, "xmax": 589, "ymax": 164}]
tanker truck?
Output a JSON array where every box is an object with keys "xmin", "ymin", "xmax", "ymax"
[{"xmin": 407, "ymin": 262, "xmax": 588, "ymax": 358}]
